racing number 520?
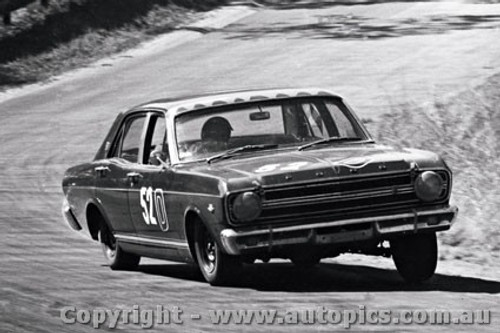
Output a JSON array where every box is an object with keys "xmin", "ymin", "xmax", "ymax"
[{"xmin": 140, "ymin": 187, "xmax": 169, "ymax": 231}]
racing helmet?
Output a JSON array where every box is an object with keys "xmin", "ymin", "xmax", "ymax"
[{"xmin": 201, "ymin": 116, "xmax": 233, "ymax": 142}]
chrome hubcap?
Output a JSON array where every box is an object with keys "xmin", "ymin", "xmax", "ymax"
[
  {"xmin": 201, "ymin": 230, "xmax": 217, "ymax": 273},
  {"xmin": 100, "ymin": 229, "xmax": 117, "ymax": 259},
  {"xmin": 206, "ymin": 241, "xmax": 216, "ymax": 262}
]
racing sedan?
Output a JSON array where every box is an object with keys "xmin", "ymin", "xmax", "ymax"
[{"xmin": 62, "ymin": 88, "xmax": 458, "ymax": 285}]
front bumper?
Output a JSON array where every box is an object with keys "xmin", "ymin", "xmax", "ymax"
[{"xmin": 220, "ymin": 205, "xmax": 458, "ymax": 255}]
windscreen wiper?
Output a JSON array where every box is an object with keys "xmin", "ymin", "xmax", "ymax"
[
  {"xmin": 207, "ymin": 144, "xmax": 278, "ymax": 164},
  {"xmin": 298, "ymin": 137, "xmax": 364, "ymax": 151}
]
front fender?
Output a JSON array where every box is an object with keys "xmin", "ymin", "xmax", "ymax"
[{"xmin": 183, "ymin": 199, "xmax": 231, "ymax": 254}]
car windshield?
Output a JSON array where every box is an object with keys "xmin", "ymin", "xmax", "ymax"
[{"xmin": 175, "ymin": 97, "xmax": 368, "ymax": 162}]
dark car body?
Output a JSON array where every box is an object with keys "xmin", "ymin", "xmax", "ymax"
[{"xmin": 62, "ymin": 88, "xmax": 458, "ymax": 285}]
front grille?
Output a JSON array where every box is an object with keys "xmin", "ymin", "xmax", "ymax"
[
  {"xmin": 264, "ymin": 173, "xmax": 411, "ymax": 201},
  {"xmin": 228, "ymin": 170, "xmax": 450, "ymax": 225}
]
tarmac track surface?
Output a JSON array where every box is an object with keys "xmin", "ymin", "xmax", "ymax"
[{"xmin": 1, "ymin": 1, "xmax": 500, "ymax": 332}]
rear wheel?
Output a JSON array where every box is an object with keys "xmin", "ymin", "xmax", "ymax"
[
  {"xmin": 98, "ymin": 224, "xmax": 140, "ymax": 270},
  {"xmin": 194, "ymin": 222, "xmax": 240, "ymax": 286},
  {"xmin": 390, "ymin": 232, "xmax": 438, "ymax": 284}
]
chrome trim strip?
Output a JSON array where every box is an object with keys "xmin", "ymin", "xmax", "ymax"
[
  {"xmin": 263, "ymin": 186, "xmax": 415, "ymax": 207},
  {"xmin": 69, "ymin": 186, "xmax": 220, "ymax": 198},
  {"xmin": 159, "ymin": 190, "xmax": 221, "ymax": 198},
  {"xmin": 375, "ymin": 221, "xmax": 451, "ymax": 234},
  {"xmin": 115, "ymin": 234, "xmax": 189, "ymax": 248},
  {"xmin": 261, "ymin": 170, "xmax": 412, "ymax": 190}
]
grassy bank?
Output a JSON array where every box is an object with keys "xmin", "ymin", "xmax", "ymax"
[
  {"xmin": 367, "ymin": 73, "xmax": 500, "ymax": 266},
  {"xmin": 0, "ymin": 0, "xmax": 226, "ymax": 89}
]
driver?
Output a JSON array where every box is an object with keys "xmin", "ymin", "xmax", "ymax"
[{"xmin": 200, "ymin": 116, "xmax": 233, "ymax": 152}]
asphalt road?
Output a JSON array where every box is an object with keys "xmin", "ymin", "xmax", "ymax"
[{"xmin": 1, "ymin": 1, "xmax": 500, "ymax": 332}]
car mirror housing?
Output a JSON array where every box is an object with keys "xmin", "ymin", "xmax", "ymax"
[{"xmin": 149, "ymin": 150, "xmax": 170, "ymax": 168}]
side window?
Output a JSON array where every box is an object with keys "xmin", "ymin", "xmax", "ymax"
[
  {"xmin": 145, "ymin": 114, "xmax": 169, "ymax": 165},
  {"xmin": 326, "ymin": 102, "xmax": 358, "ymax": 137},
  {"xmin": 302, "ymin": 102, "xmax": 328, "ymax": 139},
  {"xmin": 111, "ymin": 115, "xmax": 147, "ymax": 163}
]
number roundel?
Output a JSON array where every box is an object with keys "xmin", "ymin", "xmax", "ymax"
[{"xmin": 140, "ymin": 187, "xmax": 169, "ymax": 231}]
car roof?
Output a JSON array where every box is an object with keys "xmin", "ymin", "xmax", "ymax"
[{"xmin": 129, "ymin": 87, "xmax": 342, "ymax": 116}]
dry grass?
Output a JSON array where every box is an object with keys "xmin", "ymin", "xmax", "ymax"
[
  {"xmin": 367, "ymin": 74, "xmax": 500, "ymax": 265},
  {"xmin": 0, "ymin": 0, "xmax": 226, "ymax": 89}
]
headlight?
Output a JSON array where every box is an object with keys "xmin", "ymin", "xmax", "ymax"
[
  {"xmin": 414, "ymin": 171, "xmax": 444, "ymax": 202},
  {"xmin": 231, "ymin": 192, "xmax": 262, "ymax": 223}
]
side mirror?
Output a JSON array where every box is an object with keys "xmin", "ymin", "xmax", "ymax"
[{"xmin": 149, "ymin": 150, "xmax": 170, "ymax": 168}]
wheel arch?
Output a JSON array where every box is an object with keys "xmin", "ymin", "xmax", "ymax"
[
  {"xmin": 85, "ymin": 200, "xmax": 112, "ymax": 241},
  {"xmin": 184, "ymin": 207, "xmax": 204, "ymax": 263},
  {"xmin": 183, "ymin": 204, "xmax": 232, "ymax": 259}
]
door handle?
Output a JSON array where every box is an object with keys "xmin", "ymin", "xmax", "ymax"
[
  {"xmin": 127, "ymin": 172, "xmax": 143, "ymax": 184},
  {"xmin": 95, "ymin": 166, "xmax": 110, "ymax": 177}
]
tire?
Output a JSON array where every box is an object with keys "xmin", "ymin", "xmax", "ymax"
[
  {"xmin": 390, "ymin": 232, "xmax": 438, "ymax": 284},
  {"xmin": 98, "ymin": 225, "xmax": 140, "ymax": 270},
  {"xmin": 194, "ymin": 222, "xmax": 241, "ymax": 286}
]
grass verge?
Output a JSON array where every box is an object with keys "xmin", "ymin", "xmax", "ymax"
[
  {"xmin": 0, "ymin": 0, "xmax": 227, "ymax": 90},
  {"xmin": 366, "ymin": 73, "xmax": 500, "ymax": 266}
]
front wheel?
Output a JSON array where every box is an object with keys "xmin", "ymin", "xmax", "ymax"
[
  {"xmin": 98, "ymin": 225, "xmax": 140, "ymax": 270},
  {"xmin": 194, "ymin": 222, "xmax": 241, "ymax": 286},
  {"xmin": 390, "ymin": 232, "xmax": 438, "ymax": 284}
]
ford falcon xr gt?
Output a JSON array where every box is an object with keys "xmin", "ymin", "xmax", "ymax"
[{"xmin": 62, "ymin": 88, "xmax": 458, "ymax": 285}]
